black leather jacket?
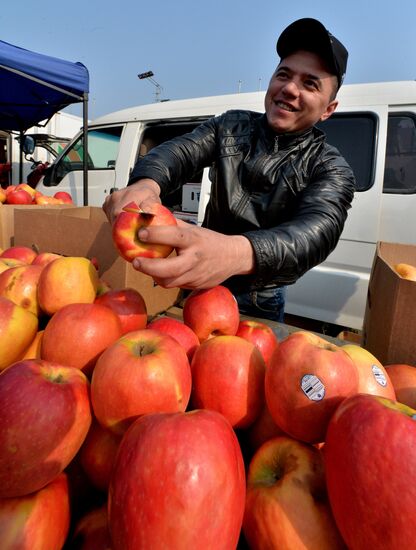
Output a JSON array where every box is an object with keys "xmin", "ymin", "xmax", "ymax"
[{"xmin": 129, "ymin": 110, "xmax": 355, "ymax": 292}]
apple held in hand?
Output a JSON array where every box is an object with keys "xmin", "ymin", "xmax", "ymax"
[
  {"xmin": 108, "ymin": 409, "xmax": 246, "ymax": 550},
  {"xmin": 112, "ymin": 201, "xmax": 177, "ymax": 261},
  {"xmin": 243, "ymin": 436, "xmax": 345, "ymax": 550},
  {"xmin": 0, "ymin": 359, "xmax": 92, "ymax": 498},
  {"xmin": 0, "ymin": 473, "xmax": 70, "ymax": 550},
  {"xmin": 325, "ymin": 394, "xmax": 416, "ymax": 550},
  {"xmin": 191, "ymin": 335, "xmax": 266, "ymax": 429},
  {"xmin": 342, "ymin": 344, "xmax": 396, "ymax": 399},
  {"xmin": 91, "ymin": 329, "xmax": 192, "ymax": 435},
  {"xmin": 385, "ymin": 363, "xmax": 416, "ymax": 408},
  {"xmin": 95, "ymin": 287, "xmax": 147, "ymax": 335},
  {"xmin": 183, "ymin": 285, "xmax": 240, "ymax": 342},
  {"xmin": 265, "ymin": 331, "xmax": 358, "ymax": 444},
  {"xmin": 236, "ymin": 319, "xmax": 279, "ymax": 366},
  {"xmin": 147, "ymin": 315, "xmax": 200, "ymax": 361}
]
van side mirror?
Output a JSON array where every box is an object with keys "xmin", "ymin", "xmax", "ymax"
[{"xmin": 22, "ymin": 135, "xmax": 35, "ymax": 155}]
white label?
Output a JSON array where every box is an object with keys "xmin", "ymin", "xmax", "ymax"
[
  {"xmin": 301, "ymin": 374, "xmax": 325, "ymax": 401},
  {"xmin": 372, "ymin": 365, "xmax": 387, "ymax": 387}
]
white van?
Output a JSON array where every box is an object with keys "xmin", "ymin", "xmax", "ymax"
[{"xmin": 36, "ymin": 81, "xmax": 416, "ymax": 331}]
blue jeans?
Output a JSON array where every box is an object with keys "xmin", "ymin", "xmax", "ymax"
[{"xmin": 235, "ymin": 286, "xmax": 286, "ymax": 323}]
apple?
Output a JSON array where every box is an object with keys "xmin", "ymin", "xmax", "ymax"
[
  {"xmin": 191, "ymin": 335, "xmax": 266, "ymax": 429},
  {"xmin": 0, "ymin": 473, "xmax": 70, "ymax": 550},
  {"xmin": 183, "ymin": 285, "xmax": 240, "ymax": 342},
  {"xmin": 35, "ymin": 195, "xmax": 62, "ymax": 205},
  {"xmin": 0, "ymin": 296, "xmax": 38, "ymax": 371},
  {"xmin": 0, "ymin": 257, "xmax": 26, "ymax": 274},
  {"xmin": 265, "ymin": 331, "xmax": 358, "ymax": 444},
  {"xmin": 0, "ymin": 188, "xmax": 6, "ymax": 203},
  {"xmin": 108, "ymin": 409, "xmax": 246, "ymax": 550},
  {"xmin": 6, "ymin": 189, "xmax": 33, "ymax": 204},
  {"xmin": 41, "ymin": 302, "xmax": 123, "ymax": 376},
  {"xmin": 394, "ymin": 262, "xmax": 416, "ymax": 281},
  {"xmin": 79, "ymin": 419, "xmax": 122, "ymax": 492},
  {"xmin": 0, "ymin": 263, "xmax": 43, "ymax": 316},
  {"xmin": 37, "ymin": 256, "xmax": 99, "ymax": 316},
  {"xmin": 21, "ymin": 330, "xmax": 44, "ymax": 360},
  {"xmin": 325, "ymin": 393, "xmax": 416, "ymax": 549},
  {"xmin": 53, "ymin": 191, "xmax": 74, "ymax": 204},
  {"xmin": 236, "ymin": 319, "xmax": 279, "ymax": 366},
  {"xmin": 71, "ymin": 505, "xmax": 111, "ymax": 550},
  {"xmin": 95, "ymin": 287, "xmax": 147, "ymax": 335},
  {"xmin": 342, "ymin": 344, "xmax": 396, "ymax": 399},
  {"xmin": 147, "ymin": 315, "xmax": 200, "ymax": 361},
  {"xmin": 385, "ymin": 363, "xmax": 416, "ymax": 408},
  {"xmin": 243, "ymin": 436, "xmax": 345, "ymax": 550},
  {"xmin": 31, "ymin": 251, "xmax": 62, "ymax": 267},
  {"xmin": 0, "ymin": 245, "xmax": 37, "ymax": 264},
  {"xmin": 91, "ymin": 329, "xmax": 192, "ymax": 436},
  {"xmin": 15, "ymin": 183, "xmax": 37, "ymax": 199},
  {"xmin": 245, "ymin": 403, "xmax": 287, "ymax": 453},
  {"xmin": 0, "ymin": 359, "xmax": 92, "ymax": 497},
  {"xmin": 112, "ymin": 201, "xmax": 177, "ymax": 261}
]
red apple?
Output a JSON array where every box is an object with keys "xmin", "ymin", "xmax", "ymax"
[
  {"xmin": 91, "ymin": 329, "xmax": 192, "ymax": 435},
  {"xmin": 265, "ymin": 331, "xmax": 358, "ymax": 444},
  {"xmin": 0, "ymin": 296, "xmax": 38, "ymax": 371},
  {"xmin": 112, "ymin": 201, "xmax": 177, "ymax": 261},
  {"xmin": 0, "ymin": 257, "xmax": 27, "ymax": 274},
  {"xmin": 191, "ymin": 335, "xmax": 266, "ymax": 429},
  {"xmin": 41, "ymin": 302, "xmax": 123, "ymax": 376},
  {"xmin": 79, "ymin": 420, "xmax": 122, "ymax": 492},
  {"xmin": 37, "ymin": 256, "xmax": 99, "ymax": 316},
  {"xmin": 0, "ymin": 473, "xmax": 70, "ymax": 550},
  {"xmin": 385, "ymin": 363, "xmax": 416, "ymax": 408},
  {"xmin": 0, "ymin": 245, "xmax": 37, "ymax": 264},
  {"xmin": 325, "ymin": 394, "xmax": 416, "ymax": 549},
  {"xmin": 15, "ymin": 183, "xmax": 37, "ymax": 199},
  {"xmin": 31, "ymin": 251, "xmax": 62, "ymax": 267},
  {"xmin": 53, "ymin": 191, "xmax": 74, "ymax": 204},
  {"xmin": 183, "ymin": 285, "xmax": 240, "ymax": 342},
  {"xmin": 342, "ymin": 344, "xmax": 396, "ymax": 399},
  {"xmin": 95, "ymin": 287, "xmax": 147, "ymax": 335},
  {"xmin": 71, "ymin": 505, "xmax": 111, "ymax": 550},
  {"xmin": 243, "ymin": 436, "xmax": 345, "ymax": 550},
  {"xmin": 147, "ymin": 315, "xmax": 200, "ymax": 361},
  {"xmin": 0, "ymin": 359, "xmax": 92, "ymax": 497},
  {"xmin": 0, "ymin": 263, "xmax": 43, "ymax": 316},
  {"xmin": 108, "ymin": 409, "xmax": 246, "ymax": 550},
  {"xmin": 6, "ymin": 189, "xmax": 33, "ymax": 204},
  {"xmin": 236, "ymin": 319, "xmax": 279, "ymax": 366},
  {"xmin": 245, "ymin": 403, "xmax": 287, "ymax": 453}
]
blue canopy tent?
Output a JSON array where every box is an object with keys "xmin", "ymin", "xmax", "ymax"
[{"xmin": 0, "ymin": 40, "xmax": 90, "ymax": 204}]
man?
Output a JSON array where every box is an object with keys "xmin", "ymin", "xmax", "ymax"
[{"xmin": 103, "ymin": 18, "xmax": 355, "ymax": 323}]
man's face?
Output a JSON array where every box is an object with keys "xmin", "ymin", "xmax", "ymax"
[{"xmin": 264, "ymin": 50, "xmax": 338, "ymax": 134}]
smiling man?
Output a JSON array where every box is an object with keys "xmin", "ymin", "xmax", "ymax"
[{"xmin": 103, "ymin": 18, "xmax": 355, "ymax": 323}]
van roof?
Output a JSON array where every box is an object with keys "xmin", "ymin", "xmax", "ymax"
[{"xmin": 91, "ymin": 81, "xmax": 416, "ymax": 126}]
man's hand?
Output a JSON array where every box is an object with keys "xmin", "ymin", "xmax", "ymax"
[
  {"xmin": 102, "ymin": 179, "xmax": 161, "ymax": 224},
  {"xmin": 131, "ymin": 220, "xmax": 255, "ymax": 289}
]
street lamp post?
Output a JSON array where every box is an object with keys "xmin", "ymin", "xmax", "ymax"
[{"xmin": 138, "ymin": 71, "xmax": 163, "ymax": 102}]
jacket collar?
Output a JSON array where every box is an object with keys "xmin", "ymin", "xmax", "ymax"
[{"xmin": 258, "ymin": 113, "xmax": 324, "ymax": 152}]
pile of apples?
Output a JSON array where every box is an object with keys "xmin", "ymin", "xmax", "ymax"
[
  {"xmin": 0, "ymin": 242, "xmax": 416, "ymax": 550},
  {"xmin": 0, "ymin": 183, "xmax": 74, "ymax": 205}
]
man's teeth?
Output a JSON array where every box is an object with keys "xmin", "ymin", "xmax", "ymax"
[{"xmin": 276, "ymin": 102, "xmax": 295, "ymax": 112}]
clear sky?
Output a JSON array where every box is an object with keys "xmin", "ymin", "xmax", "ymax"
[{"xmin": 2, "ymin": 0, "xmax": 416, "ymax": 119}]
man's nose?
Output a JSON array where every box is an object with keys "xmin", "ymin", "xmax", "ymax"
[{"xmin": 281, "ymin": 80, "xmax": 300, "ymax": 97}]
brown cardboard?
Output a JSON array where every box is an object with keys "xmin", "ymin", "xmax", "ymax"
[
  {"xmin": 14, "ymin": 206, "xmax": 181, "ymax": 317},
  {"xmin": 362, "ymin": 241, "xmax": 416, "ymax": 365},
  {"xmin": 0, "ymin": 204, "xmax": 72, "ymax": 250}
]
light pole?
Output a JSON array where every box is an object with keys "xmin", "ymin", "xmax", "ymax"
[{"xmin": 138, "ymin": 71, "xmax": 163, "ymax": 102}]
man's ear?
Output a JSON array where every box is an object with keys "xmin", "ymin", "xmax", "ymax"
[{"xmin": 320, "ymin": 99, "xmax": 338, "ymax": 122}]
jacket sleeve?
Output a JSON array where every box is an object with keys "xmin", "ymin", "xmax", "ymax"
[
  {"xmin": 242, "ymin": 146, "xmax": 356, "ymax": 288},
  {"xmin": 128, "ymin": 117, "xmax": 219, "ymax": 197}
]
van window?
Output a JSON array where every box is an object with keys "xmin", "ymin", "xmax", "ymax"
[
  {"xmin": 44, "ymin": 126, "xmax": 123, "ymax": 185},
  {"xmin": 316, "ymin": 113, "xmax": 377, "ymax": 192},
  {"xmin": 383, "ymin": 114, "xmax": 416, "ymax": 194}
]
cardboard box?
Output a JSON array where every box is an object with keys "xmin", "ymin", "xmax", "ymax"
[
  {"xmin": 14, "ymin": 206, "xmax": 181, "ymax": 317},
  {"xmin": 362, "ymin": 241, "xmax": 416, "ymax": 365},
  {"xmin": 0, "ymin": 204, "xmax": 72, "ymax": 250},
  {"xmin": 182, "ymin": 183, "xmax": 201, "ymax": 213}
]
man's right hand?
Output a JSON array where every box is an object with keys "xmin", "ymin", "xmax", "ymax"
[{"xmin": 102, "ymin": 178, "xmax": 161, "ymax": 224}]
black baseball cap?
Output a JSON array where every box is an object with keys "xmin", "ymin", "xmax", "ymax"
[{"xmin": 276, "ymin": 18, "xmax": 348, "ymax": 90}]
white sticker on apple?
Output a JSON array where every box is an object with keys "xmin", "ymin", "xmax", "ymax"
[
  {"xmin": 371, "ymin": 364, "xmax": 387, "ymax": 387},
  {"xmin": 301, "ymin": 374, "xmax": 325, "ymax": 401}
]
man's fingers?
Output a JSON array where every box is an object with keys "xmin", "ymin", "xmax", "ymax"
[{"xmin": 138, "ymin": 225, "xmax": 192, "ymax": 248}]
